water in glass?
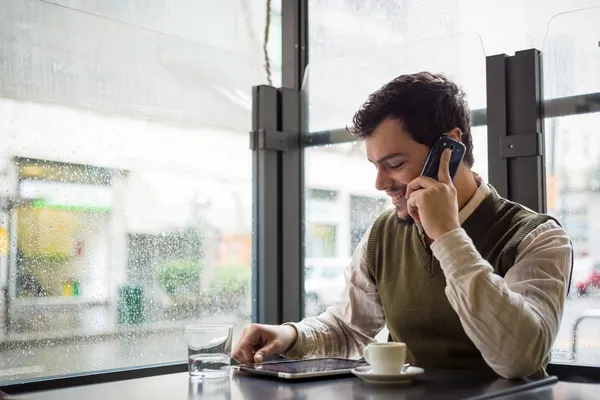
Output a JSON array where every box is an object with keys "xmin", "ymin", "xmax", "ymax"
[{"xmin": 186, "ymin": 325, "xmax": 233, "ymax": 379}]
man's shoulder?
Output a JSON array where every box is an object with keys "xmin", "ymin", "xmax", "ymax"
[
  {"xmin": 489, "ymin": 196, "xmax": 568, "ymax": 253},
  {"xmin": 492, "ymin": 193, "xmax": 557, "ymax": 225}
]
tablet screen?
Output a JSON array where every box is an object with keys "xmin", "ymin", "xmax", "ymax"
[{"xmin": 240, "ymin": 358, "xmax": 366, "ymax": 375}]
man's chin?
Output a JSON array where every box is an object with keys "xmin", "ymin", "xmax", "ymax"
[{"xmin": 395, "ymin": 208, "xmax": 415, "ymax": 225}]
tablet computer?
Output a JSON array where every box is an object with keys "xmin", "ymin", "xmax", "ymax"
[{"xmin": 232, "ymin": 358, "xmax": 367, "ymax": 380}]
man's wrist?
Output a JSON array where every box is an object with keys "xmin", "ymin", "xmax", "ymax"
[
  {"xmin": 431, "ymin": 224, "xmax": 461, "ymax": 241},
  {"xmin": 280, "ymin": 323, "xmax": 299, "ymax": 354}
]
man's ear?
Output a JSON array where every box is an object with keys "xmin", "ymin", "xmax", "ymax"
[{"xmin": 447, "ymin": 128, "xmax": 463, "ymax": 142}]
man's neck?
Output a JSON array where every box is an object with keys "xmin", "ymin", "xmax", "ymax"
[{"xmin": 454, "ymin": 168, "xmax": 479, "ymax": 211}]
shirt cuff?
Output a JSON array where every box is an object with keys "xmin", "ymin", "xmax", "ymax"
[
  {"xmin": 430, "ymin": 228, "xmax": 481, "ymax": 275},
  {"xmin": 281, "ymin": 322, "xmax": 311, "ymax": 359}
]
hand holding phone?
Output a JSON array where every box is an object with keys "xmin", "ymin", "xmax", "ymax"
[
  {"xmin": 407, "ymin": 135, "xmax": 465, "ymax": 240},
  {"xmin": 420, "ymin": 136, "xmax": 466, "ymax": 181}
]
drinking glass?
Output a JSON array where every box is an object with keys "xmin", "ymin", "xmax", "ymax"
[{"xmin": 186, "ymin": 325, "xmax": 233, "ymax": 379}]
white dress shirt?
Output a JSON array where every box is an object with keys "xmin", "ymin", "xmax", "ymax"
[{"xmin": 285, "ymin": 178, "xmax": 573, "ymax": 379}]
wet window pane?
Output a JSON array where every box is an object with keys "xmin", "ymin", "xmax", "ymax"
[
  {"xmin": 543, "ymin": 8, "xmax": 600, "ymax": 365},
  {"xmin": 303, "ymin": 145, "xmax": 388, "ymax": 318},
  {"xmin": 547, "ymin": 112, "xmax": 600, "ymax": 365},
  {"xmin": 309, "ymin": 0, "xmax": 600, "ymax": 60},
  {"xmin": 0, "ymin": 0, "xmax": 277, "ymax": 382}
]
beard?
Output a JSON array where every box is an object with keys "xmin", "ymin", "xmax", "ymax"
[
  {"xmin": 396, "ymin": 213, "xmax": 415, "ymax": 225},
  {"xmin": 394, "ymin": 204, "xmax": 415, "ymax": 225},
  {"xmin": 388, "ymin": 183, "xmax": 414, "ymax": 225}
]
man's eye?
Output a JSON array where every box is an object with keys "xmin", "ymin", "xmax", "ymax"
[{"xmin": 390, "ymin": 162, "xmax": 404, "ymax": 169}]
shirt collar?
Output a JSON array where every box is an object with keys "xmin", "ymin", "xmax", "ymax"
[{"xmin": 458, "ymin": 174, "xmax": 489, "ymax": 224}]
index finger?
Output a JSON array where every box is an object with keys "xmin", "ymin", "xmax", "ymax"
[
  {"xmin": 232, "ymin": 327, "xmax": 259, "ymax": 364},
  {"xmin": 438, "ymin": 148, "xmax": 452, "ymax": 184}
]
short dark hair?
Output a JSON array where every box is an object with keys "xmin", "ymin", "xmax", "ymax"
[{"xmin": 349, "ymin": 72, "xmax": 474, "ymax": 167}]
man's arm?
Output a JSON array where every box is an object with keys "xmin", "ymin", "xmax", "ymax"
[
  {"xmin": 430, "ymin": 220, "xmax": 572, "ymax": 379},
  {"xmin": 284, "ymin": 226, "xmax": 386, "ymax": 359}
]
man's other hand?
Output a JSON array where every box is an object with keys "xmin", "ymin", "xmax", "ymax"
[{"xmin": 232, "ymin": 324, "xmax": 298, "ymax": 364}]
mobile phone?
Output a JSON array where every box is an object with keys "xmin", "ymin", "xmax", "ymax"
[{"xmin": 420, "ymin": 136, "xmax": 466, "ymax": 181}]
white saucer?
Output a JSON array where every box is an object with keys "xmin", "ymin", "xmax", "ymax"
[{"xmin": 351, "ymin": 365, "xmax": 425, "ymax": 385}]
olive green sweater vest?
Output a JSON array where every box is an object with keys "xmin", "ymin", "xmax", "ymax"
[{"xmin": 366, "ymin": 185, "xmax": 556, "ymax": 376}]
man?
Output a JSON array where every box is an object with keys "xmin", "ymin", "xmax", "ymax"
[{"xmin": 233, "ymin": 72, "xmax": 572, "ymax": 379}]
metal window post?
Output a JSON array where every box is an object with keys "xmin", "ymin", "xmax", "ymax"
[
  {"xmin": 250, "ymin": 86, "xmax": 304, "ymax": 325},
  {"xmin": 486, "ymin": 49, "xmax": 545, "ymax": 212},
  {"xmin": 251, "ymin": 0, "xmax": 308, "ymax": 325},
  {"xmin": 251, "ymin": 86, "xmax": 283, "ymax": 325},
  {"xmin": 280, "ymin": 0, "xmax": 308, "ymax": 323}
]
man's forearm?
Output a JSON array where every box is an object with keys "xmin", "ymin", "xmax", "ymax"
[
  {"xmin": 283, "ymin": 312, "xmax": 374, "ymax": 359},
  {"xmin": 431, "ymin": 226, "xmax": 570, "ymax": 378}
]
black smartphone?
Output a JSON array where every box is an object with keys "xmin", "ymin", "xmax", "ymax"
[{"xmin": 420, "ymin": 136, "xmax": 466, "ymax": 181}]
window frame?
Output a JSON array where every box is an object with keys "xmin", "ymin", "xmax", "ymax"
[{"xmin": 5, "ymin": 0, "xmax": 600, "ymax": 395}]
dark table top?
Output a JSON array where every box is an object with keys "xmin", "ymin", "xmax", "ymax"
[{"xmin": 4, "ymin": 369, "xmax": 599, "ymax": 400}]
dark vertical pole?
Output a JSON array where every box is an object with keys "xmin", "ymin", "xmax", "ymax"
[
  {"xmin": 251, "ymin": 89, "xmax": 259, "ymax": 324},
  {"xmin": 506, "ymin": 49, "xmax": 545, "ymax": 212},
  {"xmin": 280, "ymin": 0, "xmax": 308, "ymax": 322},
  {"xmin": 251, "ymin": 0, "xmax": 308, "ymax": 324},
  {"xmin": 486, "ymin": 54, "xmax": 509, "ymax": 198},
  {"xmin": 252, "ymin": 85, "xmax": 282, "ymax": 324},
  {"xmin": 282, "ymin": 0, "xmax": 308, "ymax": 90},
  {"xmin": 486, "ymin": 50, "xmax": 545, "ymax": 213},
  {"xmin": 280, "ymin": 88, "xmax": 303, "ymax": 322}
]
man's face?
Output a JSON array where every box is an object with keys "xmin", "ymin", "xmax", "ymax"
[{"xmin": 365, "ymin": 118, "xmax": 431, "ymax": 223}]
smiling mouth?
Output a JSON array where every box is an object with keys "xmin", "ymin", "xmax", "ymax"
[{"xmin": 389, "ymin": 192, "xmax": 406, "ymax": 201}]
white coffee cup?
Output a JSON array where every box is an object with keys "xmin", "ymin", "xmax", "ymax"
[{"xmin": 363, "ymin": 342, "xmax": 407, "ymax": 374}]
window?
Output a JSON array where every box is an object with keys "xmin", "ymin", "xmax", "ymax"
[
  {"xmin": 0, "ymin": 0, "xmax": 278, "ymax": 383},
  {"xmin": 309, "ymin": 0, "xmax": 600, "ymax": 61},
  {"xmin": 543, "ymin": 7, "xmax": 600, "ymax": 365},
  {"xmin": 309, "ymin": 189, "xmax": 339, "ymax": 201},
  {"xmin": 559, "ymin": 209, "xmax": 588, "ymax": 243},
  {"xmin": 303, "ymin": 145, "xmax": 383, "ymax": 317},
  {"xmin": 546, "ymin": 113, "xmax": 600, "ymax": 364},
  {"xmin": 547, "ymin": 113, "xmax": 600, "ymax": 365},
  {"xmin": 306, "ymin": 223, "xmax": 338, "ymax": 258},
  {"xmin": 349, "ymin": 195, "xmax": 388, "ymax": 254},
  {"xmin": 305, "ymin": 187, "xmax": 339, "ymax": 258}
]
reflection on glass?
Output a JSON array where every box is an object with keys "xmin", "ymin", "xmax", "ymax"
[
  {"xmin": 189, "ymin": 376, "xmax": 231, "ymax": 400},
  {"xmin": 0, "ymin": 0, "xmax": 273, "ymax": 383}
]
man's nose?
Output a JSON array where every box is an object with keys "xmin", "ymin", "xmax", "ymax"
[{"xmin": 375, "ymin": 168, "xmax": 392, "ymax": 191}]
